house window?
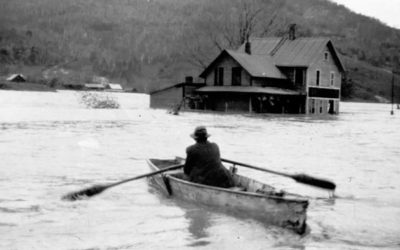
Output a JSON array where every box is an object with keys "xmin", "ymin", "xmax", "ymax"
[
  {"xmin": 232, "ymin": 67, "xmax": 241, "ymax": 86},
  {"xmin": 330, "ymin": 72, "xmax": 335, "ymax": 86},
  {"xmin": 214, "ymin": 67, "xmax": 224, "ymax": 86},
  {"xmin": 218, "ymin": 68, "xmax": 224, "ymax": 85},
  {"xmin": 324, "ymin": 52, "xmax": 329, "ymax": 61},
  {"xmin": 316, "ymin": 70, "xmax": 320, "ymax": 86}
]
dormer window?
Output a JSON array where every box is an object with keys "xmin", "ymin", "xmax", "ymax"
[{"xmin": 324, "ymin": 52, "xmax": 329, "ymax": 61}]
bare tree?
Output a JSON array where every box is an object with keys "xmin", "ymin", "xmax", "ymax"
[{"xmin": 183, "ymin": 0, "xmax": 286, "ymax": 68}]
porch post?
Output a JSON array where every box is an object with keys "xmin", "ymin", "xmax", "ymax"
[
  {"xmin": 305, "ymin": 97, "xmax": 309, "ymax": 114},
  {"xmin": 249, "ymin": 96, "xmax": 252, "ymax": 113}
]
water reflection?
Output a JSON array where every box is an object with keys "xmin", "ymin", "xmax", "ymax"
[
  {"xmin": 184, "ymin": 206, "xmax": 212, "ymax": 247},
  {"xmin": 184, "ymin": 207, "xmax": 211, "ymax": 240},
  {"xmin": 147, "ymin": 184, "xmax": 212, "ymax": 246}
]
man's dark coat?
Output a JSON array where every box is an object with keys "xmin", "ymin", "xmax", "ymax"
[{"xmin": 184, "ymin": 141, "xmax": 234, "ymax": 188}]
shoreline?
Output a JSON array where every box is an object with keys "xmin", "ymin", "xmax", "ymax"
[
  {"xmin": 0, "ymin": 84, "xmax": 390, "ymax": 105},
  {"xmin": 0, "ymin": 82, "xmax": 135, "ymax": 93}
]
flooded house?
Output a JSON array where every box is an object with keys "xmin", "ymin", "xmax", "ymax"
[{"xmin": 151, "ymin": 25, "xmax": 345, "ymax": 115}]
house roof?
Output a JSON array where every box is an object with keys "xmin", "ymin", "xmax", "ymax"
[
  {"xmin": 199, "ymin": 50, "xmax": 286, "ymax": 80},
  {"xmin": 108, "ymin": 83, "xmax": 123, "ymax": 90},
  {"xmin": 196, "ymin": 86, "xmax": 303, "ymax": 96},
  {"xmin": 226, "ymin": 50, "xmax": 286, "ymax": 79},
  {"xmin": 6, "ymin": 74, "xmax": 26, "ymax": 81},
  {"xmin": 237, "ymin": 37, "xmax": 283, "ymax": 56},
  {"xmin": 150, "ymin": 82, "xmax": 205, "ymax": 95},
  {"xmin": 84, "ymin": 83, "xmax": 105, "ymax": 89},
  {"xmin": 238, "ymin": 37, "xmax": 345, "ymax": 72},
  {"xmin": 200, "ymin": 36, "xmax": 345, "ymax": 80}
]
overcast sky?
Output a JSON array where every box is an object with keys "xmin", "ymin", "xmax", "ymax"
[{"xmin": 330, "ymin": 0, "xmax": 400, "ymax": 29}]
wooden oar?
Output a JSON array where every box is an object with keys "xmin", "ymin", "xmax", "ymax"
[
  {"xmin": 221, "ymin": 158, "xmax": 336, "ymax": 190},
  {"xmin": 62, "ymin": 164, "xmax": 184, "ymax": 201}
]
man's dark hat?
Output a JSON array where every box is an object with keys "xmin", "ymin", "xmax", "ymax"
[{"xmin": 190, "ymin": 126, "xmax": 210, "ymax": 139}]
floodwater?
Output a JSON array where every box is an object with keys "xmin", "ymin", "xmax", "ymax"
[{"xmin": 0, "ymin": 90, "xmax": 399, "ymax": 250}]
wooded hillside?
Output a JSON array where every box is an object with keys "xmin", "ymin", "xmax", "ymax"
[{"xmin": 0, "ymin": 0, "xmax": 399, "ymax": 102}]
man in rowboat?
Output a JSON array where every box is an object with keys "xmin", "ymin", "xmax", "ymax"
[{"xmin": 184, "ymin": 126, "xmax": 235, "ymax": 188}]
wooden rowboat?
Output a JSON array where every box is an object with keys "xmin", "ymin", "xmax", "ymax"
[{"xmin": 146, "ymin": 158, "xmax": 309, "ymax": 234}]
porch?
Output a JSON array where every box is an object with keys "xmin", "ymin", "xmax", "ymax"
[{"xmin": 195, "ymin": 86, "xmax": 306, "ymax": 114}]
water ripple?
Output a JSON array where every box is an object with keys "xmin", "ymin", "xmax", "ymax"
[{"xmin": 0, "ymin": 205, "xmax": 41, "ymax": 213}]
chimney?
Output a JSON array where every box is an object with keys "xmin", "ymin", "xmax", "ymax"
[
  {"xmin": 245, "ymin": 40, "xmax": 251, "ymax": 54},
  {"xmin": 289, "ymin": 24, "xmax": 296, "ymax": 40}
]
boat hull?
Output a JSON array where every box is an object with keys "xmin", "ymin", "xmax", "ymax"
[{"xmin": 146, "ymin": 158, "xmax": 308, "ymax": 234}]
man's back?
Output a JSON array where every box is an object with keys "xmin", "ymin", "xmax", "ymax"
[{"xmin": 184, "ymin": 141, "xmax": 234, "ymax": 188}]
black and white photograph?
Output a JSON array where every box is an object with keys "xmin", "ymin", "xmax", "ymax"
[{"xmin": 0, "ymin": 0, "xmax": 399, "ymax": 249}]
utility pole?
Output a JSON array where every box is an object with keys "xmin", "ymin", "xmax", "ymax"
[{"xmin": 391, "ymin": 69, "xmax": 394, "ymax": 115}]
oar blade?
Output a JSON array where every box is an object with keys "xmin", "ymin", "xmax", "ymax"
[
  {"xmin": 62, "ymin": 184, "xmax": 108, "ymax": 201},
  {"xmin": 293, "ymin": 174, "xmax": 336, "ymax": 190}
]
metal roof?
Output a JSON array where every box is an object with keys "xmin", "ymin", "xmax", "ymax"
[
  {"xmin": 237, "ymin": 37, "xmax": 344, "ymax": 71},
  {"xmin": 237, "ymin": 37, "xmax": 282, "ymax": 56},
  {"xmin": 273, "ymin": 37, "xmax": 330, "ymax": 66},
  {"xmin": 226, "ymin": 50, "xmax": 286, "ymax": 79},
  {"xmin": 196, "ymin": 86, "xmax": 303, "ymax": 96},
  {"xmin": 199, "ymin": 50, "xmax": 286, "ymax": 79}
]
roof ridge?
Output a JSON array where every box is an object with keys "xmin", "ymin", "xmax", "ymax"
[{"xmin": 228, "ymin": 49, "xmax": 273, "ymax": 59}]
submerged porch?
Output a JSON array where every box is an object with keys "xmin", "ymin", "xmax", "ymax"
[{"xmin": 194, "ymin": 86, "xmax": 306, "ymax": 114}]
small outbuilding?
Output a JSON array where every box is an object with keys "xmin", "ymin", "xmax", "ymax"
[
  {"xmin": 150, "ymin": 78, "xmax": 205, "ymax": 110},
  {"xmin": 84, "ymin": 83, "xmax": 106, "ymax": 90},
  {"xmin": 106, "ymin": 83, "xmax": 124, "ymax": 92},
  {"xmin": 7, "ymin": 74, "xmax": 26, "ymax": 82}
]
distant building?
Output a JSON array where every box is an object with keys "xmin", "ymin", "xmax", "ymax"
[
  {"xmin": 62, "ymin": 82, "xmax": 84, "ymax": 90},
  {"xmin": 7, "ymin": 74, "xmax": 26, "ymax": 82},
  {"xmin": 150, "ymin": 77, "xmax": 205, "ymax": 110},
  {"xmin": 106, "ymin": 83, "xmax": 124, "ymax": 92},
  {"xmin": 84, "ymin": 83, "xmax": 106, "ymax": 90},
  {"xmin": 151, "ymin": 25, "xmax": 345, "ymax": 115}
]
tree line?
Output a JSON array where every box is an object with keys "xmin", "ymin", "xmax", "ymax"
[{"xmin": 0, "ymin": 0, "xmax": 399, "ymax": 99}]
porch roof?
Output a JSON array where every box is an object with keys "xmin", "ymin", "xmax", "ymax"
[{"xmin": 196, "ymin": 86, "xmax": 304, "ymax": 96}]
